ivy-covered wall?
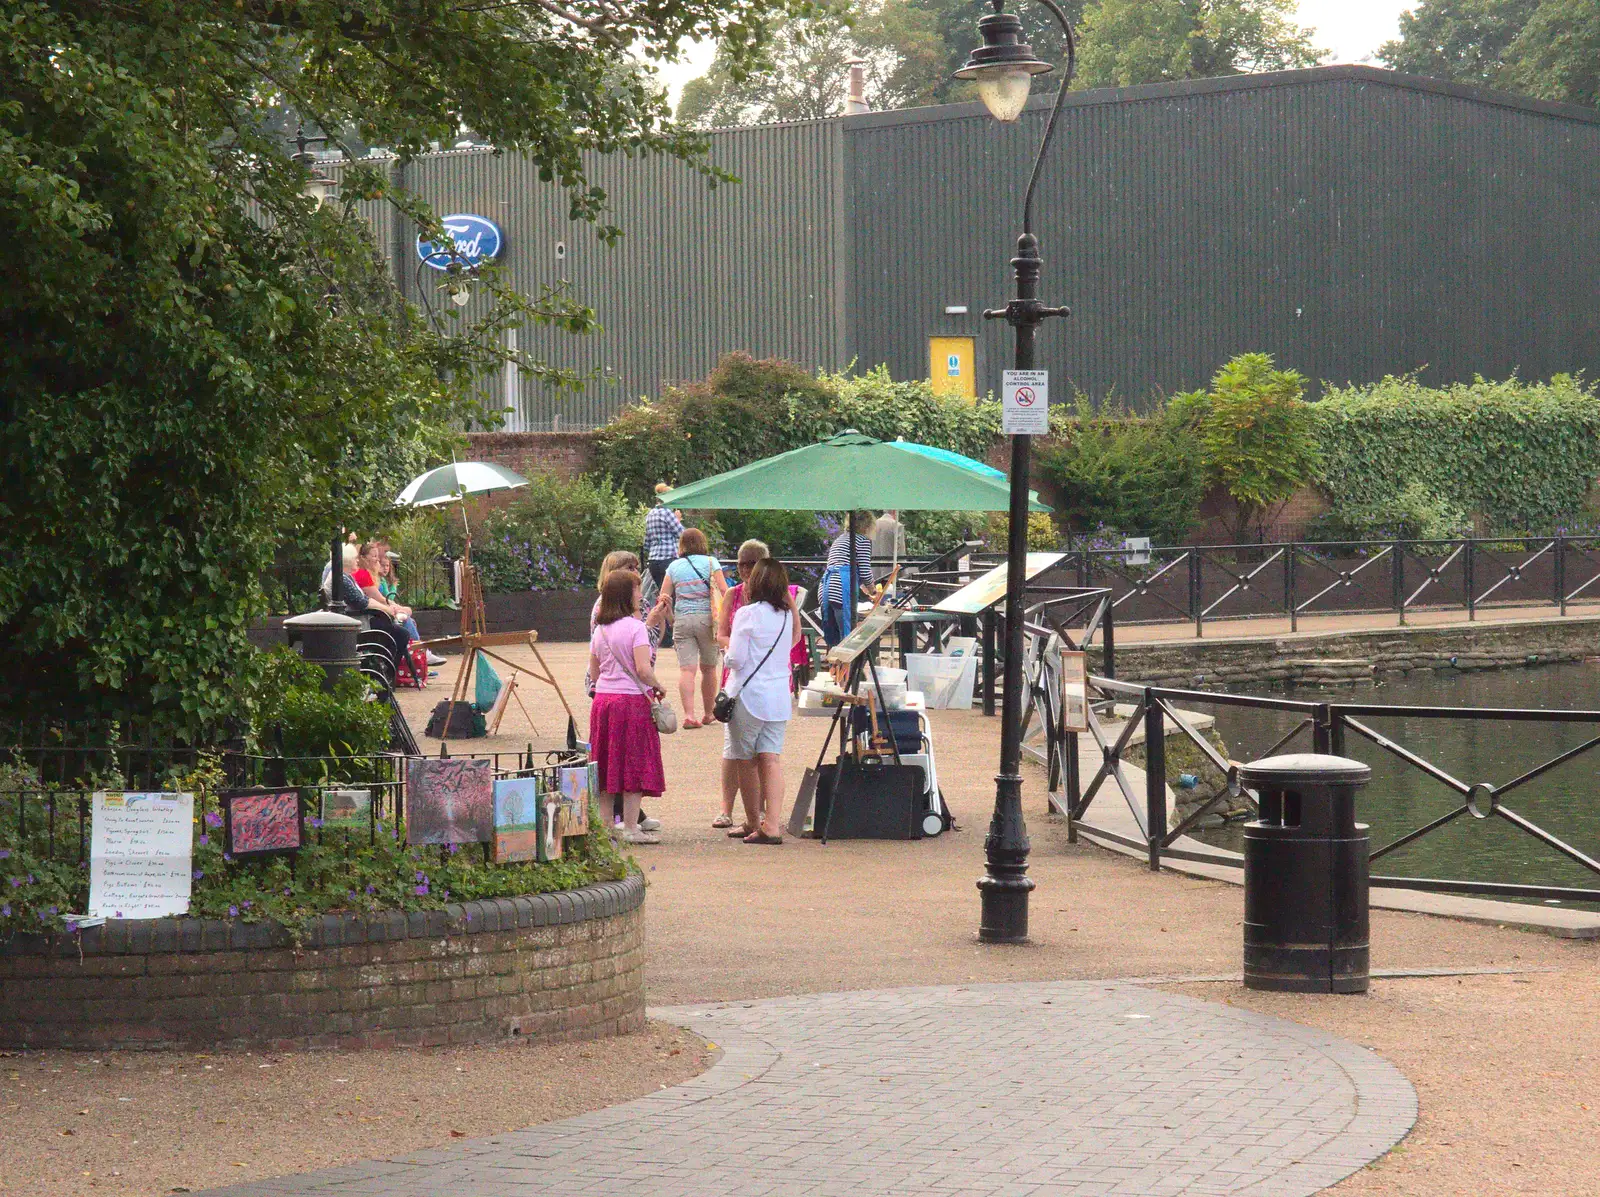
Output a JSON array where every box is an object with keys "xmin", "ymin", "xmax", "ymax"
[{"xmin": 1313, "ymin": 375, "xmax": 1600, "ymax": 534}]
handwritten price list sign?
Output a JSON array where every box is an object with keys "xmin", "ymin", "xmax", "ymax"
[{"xmin": 88, "ymin": 792, "xmax": 193, "ymax": 920}]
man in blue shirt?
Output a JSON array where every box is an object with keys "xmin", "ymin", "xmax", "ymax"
[{"xmin": 819, "ymin": 511, "xmax": 877, "ymax": 646}]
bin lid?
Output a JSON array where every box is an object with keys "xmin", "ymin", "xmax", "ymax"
[
  {"xmin": 283, "ymin": 609, "xmax": 363, "ymax": 629},
  {"xmin": 1237, "ymin": 753, "xmax": 1371, "ymax": 786}
]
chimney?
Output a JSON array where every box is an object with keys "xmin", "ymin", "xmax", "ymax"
[{"xmin": 846, "ymin": 58, "xmax": 869, "ymax": 115}]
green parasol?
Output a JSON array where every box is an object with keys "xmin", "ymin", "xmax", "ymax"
[{"xmin": 659, "ymin": 431, "xmax": 1049, "ymax": 512}]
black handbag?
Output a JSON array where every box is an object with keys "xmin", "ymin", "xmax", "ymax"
[{"xmin": 713, "ymin": 617, "xmax": 789, "ymax": 723}]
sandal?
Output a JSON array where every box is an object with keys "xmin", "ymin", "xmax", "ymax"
[
  {"xmin": 727, "ymin": 825, "xmax": 756, "ymax": 838},
  {"xmin": 742, "ymin": 831, "xmax": 783, "ymax": 846},
  {"xmin": 711, "ymin": 813, "xmax": 733, "ymax": 828},
  {"xmin": 683, "ymin": 717, "xmax": 703, "ymax": 730}
]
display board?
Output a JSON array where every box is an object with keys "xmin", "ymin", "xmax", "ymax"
[
  {"xmin": 825, "ymin": 603, "xmax": 904, "ymax": 666},
  {"xmin": 1060, "ymin": 649, "xmax": 1088, "ymax": 732}
]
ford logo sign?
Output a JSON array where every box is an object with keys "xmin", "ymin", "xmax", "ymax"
[{"xmin": 416, "ymin": 214, "xmax": 504, "ymax": 271}]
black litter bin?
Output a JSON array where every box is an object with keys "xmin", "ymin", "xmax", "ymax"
[
  {"xmin": 1240, "ymin": 753, "xmax": 1371, "ymax": 994},
  {"xmin": 283, "ymin": 609, "xmax": 362, "ymax": 691}
]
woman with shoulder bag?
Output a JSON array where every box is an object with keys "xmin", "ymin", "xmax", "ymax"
[
  {"xmin": 589, "ymin": 569, "xmax": 670, "ymax": 845},
  {"xmin": 659, "ymin": 527, "xmax": 727, "ymax": 729},
  {"xmin": 720, "ymin": 557, "xmax": 802, "ymax": 845}
]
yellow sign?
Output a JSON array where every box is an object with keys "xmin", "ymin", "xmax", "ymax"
[{"xmin": 929, "ymin": 336, "xmax": 975, "ymax": 401}]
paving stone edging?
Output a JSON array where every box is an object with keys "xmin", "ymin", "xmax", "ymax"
[{"xmin": 0, "ymin": 874, "xmax": 645, "ymax": 1051}]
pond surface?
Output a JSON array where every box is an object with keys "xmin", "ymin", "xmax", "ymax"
[{"xmin": 1188, "ymin": 662, "xmax": 1600, "ymax": 903}]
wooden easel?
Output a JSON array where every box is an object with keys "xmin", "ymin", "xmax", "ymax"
[{"xmin": 421, "ymin": 541, "xmax": 577, "ymax": 743}]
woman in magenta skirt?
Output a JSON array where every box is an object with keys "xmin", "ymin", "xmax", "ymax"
[{"xmin": 588, "ymin": 569, "xmax": 668, "ymax": 845}]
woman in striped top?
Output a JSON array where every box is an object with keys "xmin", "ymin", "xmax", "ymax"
[{"xmin": 818, "ymin": 511, "xmax": 877, "ymax": 647}]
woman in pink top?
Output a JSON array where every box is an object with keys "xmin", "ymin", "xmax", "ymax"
[{"xmin": 588, "ymin": 569, "xmax": 668, "ymax": 845}]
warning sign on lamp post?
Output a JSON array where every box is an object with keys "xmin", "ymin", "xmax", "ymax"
[{"xmin": 1002, "ymin": 370, "xmax": 1049, "ymax": 435}]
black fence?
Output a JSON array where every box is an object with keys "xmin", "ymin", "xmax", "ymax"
[
  {"xmin": 1049, "ymin": 675, "xmax": 1600, "ymax": 906},
  {"xmin": 1046, "ymin": 534, "xmax": 1600, "ymax": 635},
  {"xmin": 0, "ymin": 740, "xmax": 585, "ymax": 868}
]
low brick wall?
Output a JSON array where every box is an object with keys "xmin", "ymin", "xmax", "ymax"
[
  {"xmin": 0, "ymin": 875, "xmax": 644, "ymax": 1051},
  {"xmin": 1094, "ymin": 615, "xmax": 1600, "ymax": 690}
]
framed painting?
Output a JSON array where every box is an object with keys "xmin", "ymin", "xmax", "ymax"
[
  {"xmin": 493, "ymin": 776, "xmax": 541, "ymax": 864},
  {"xmin": 406, "ymin": 758, "xmax": 495, "ymax": 846},
  {"xmin": 320, "ymin": 787, "xmax": 372, "ymax": 831},
  {"xmin": 222, "ymin": 788, "xmax": 305, "ymax": 860}
]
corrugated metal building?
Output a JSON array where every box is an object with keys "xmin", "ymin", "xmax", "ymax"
[{"xmin": 368, "ymin": 65, "xmax": 1600, "ymax": 430}]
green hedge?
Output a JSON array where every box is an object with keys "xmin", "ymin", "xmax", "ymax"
[
  {"xmin": 1313, "ymin": 375, "xmax": 1600, "ymax": 534},
  {"xmin": 592, "ymin": 354, "xmax": 1003, "ymax": 504}
]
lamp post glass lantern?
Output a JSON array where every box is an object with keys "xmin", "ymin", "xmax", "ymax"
[{"xmin": 961, "ymin": 0, "xmax": 1075, "ymax": 943}]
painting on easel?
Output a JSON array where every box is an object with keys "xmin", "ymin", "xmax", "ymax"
[{"xmin": 393, "ymin": 461, "xmax": 579, "ymax": 746}]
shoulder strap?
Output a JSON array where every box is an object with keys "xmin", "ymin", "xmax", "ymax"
[
  {"xmin": 734, "ymin": 609, "xmax": 789, "ymax": 691},
  {"xmin": 603, "ymin": 622, "xmax": 651, "ymax": 694}
]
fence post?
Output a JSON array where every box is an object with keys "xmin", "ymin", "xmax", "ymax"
[
  {"xmin": 1329, "ymin": 706, "xmax": 1346, "ymax": 756},
  {"xmin": 1143, "ymin": 691, "xmax": 1166, "ymax": 870},
  {"xmin": 1313, "ymin": 702, "xmax": 1333, "ymax": 754},
  {"xmin": 1190, "ymin": 551, "xmax": 1203, "ymax": 638},
  {"xmin": 1394, "ymin": 540, "xmax": 1407, "ymax": 626},
  {"xmin": 1101, "ymin": 598, "xmax": 1116, "ymax": 680},
  {"xmin": 1557, "ymin": 535, "xmax": 1567, "ymax": 616},
  {"xmin": 981, "ymin": 608, "xmax": 997, "ymax": 717},
  {"xmin": 1064, "ymin": 729, "xmax": 1080, "ymax": 842},
  {"xmin": 1465, "ymin": 539, "xmax": 1476, "ymax": 621}
]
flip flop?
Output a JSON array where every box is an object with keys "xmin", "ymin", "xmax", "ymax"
[
  {"xmin": 711, "ymin": 814, "xmax": 733, "ymax": 828},
  {"xmin": 727, "ymin": 826, "xmax": 756, "ymax": 838},
  {"xmin": 683, "ymin": 717, "xmax": 703, "ymax": 729},
  {"xmin": 742, "ymin": 831, "xmax": 783, "ymax": 845}
]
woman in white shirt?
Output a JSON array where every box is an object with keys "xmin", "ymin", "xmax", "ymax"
[{"xmin": 722, "ymin": 558, "xmax": 802, "ymax": 845}]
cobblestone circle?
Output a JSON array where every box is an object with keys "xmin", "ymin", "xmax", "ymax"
[{"xmin": 203, "ymin": 980, "xmax": 1416, "ymax": 1197}]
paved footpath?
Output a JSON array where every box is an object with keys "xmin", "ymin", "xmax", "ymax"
[{"xmin": 204, "ymin": 981, "xmax": 1415, "ymax": 1197}]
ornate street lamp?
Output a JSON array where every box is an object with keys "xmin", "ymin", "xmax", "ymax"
[
  {"xmin": 291, "ymin": 124, "xmax": 346, "ymax": 612},
  {"xmin": 959, "ymin": 0, "xmax": 1075, "ymax": 943}
]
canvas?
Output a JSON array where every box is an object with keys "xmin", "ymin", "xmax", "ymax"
[
  {"xmin": 493, "ymin": 776, "xmax": 541, "ymax": 864},
  {"xmin": 406, "ymin": 758, "xmax": 494, "ymax": 845},
  {"xmin": 223, "ymin": 788, "xmax": 304, "ymax": 859},
  {"xmin": 555, "ymin": 766, "xmax": 591, "ymax": 838},
  {"xmin": 320, "ymin": 787, "xmax": 373, "ymax": 830}
]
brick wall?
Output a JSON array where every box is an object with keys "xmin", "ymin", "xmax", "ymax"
[
  {"xmin": 0, "ymin": 876, "xmax": 644, "ymax": 1051},
  {"xmin": 467, "ymin": 431, "xmax": 598, "ymax": 480}
]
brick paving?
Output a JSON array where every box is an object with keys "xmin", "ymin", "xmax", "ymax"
[{"xmin": 201, "ymin": 981, "xmax": 1415, "ymax": 1197}]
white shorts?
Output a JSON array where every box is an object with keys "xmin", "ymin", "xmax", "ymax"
[{"xmin": 723, "ymin": 703, "xmax": 788, "ymax": 760}]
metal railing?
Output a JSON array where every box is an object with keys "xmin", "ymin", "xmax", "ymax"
[
  {"xmin": 1045, "ymin": 674, "xmax": 1600, "ymax": 904},
  {"xmin": 1050, "ymin": 534, "xmax": 1600, "ymax": 635},
  {"xmin": 1, "ymin": 741, "xmax": 585, "ymax": 868}
]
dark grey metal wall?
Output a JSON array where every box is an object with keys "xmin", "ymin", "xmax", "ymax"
[
  {"xmin": 846, "ymin": 67, "xmax": 1600, "ymax": 402},
  {"xmin": 372, "ymin": 65, "xmax": 1600, "ymax": 428}
]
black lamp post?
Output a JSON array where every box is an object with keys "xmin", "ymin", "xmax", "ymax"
[
  {"xmin": 959, "ymin": 0, "xmax": 1075, "ymax": 943},
  {"xmin": 290, "ymin": 124, "xmax": 347, "ymax": 614}
]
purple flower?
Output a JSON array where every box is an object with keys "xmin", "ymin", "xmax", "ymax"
[
  {"xmin": 193, "ymin": 869, "xmax": 204, "ymax": 880},
  {"xmin": 414, "ymin": 870, "xmax": 427, "ymax": 884},
  {"xmin": 198, "ymin": 834, "xmax": 209, "ymax": 846},
  {"xmin": 25, "ymin": 874, "xmax": 33, "ymax": 885},
  {"xmin": 65, "ymin": 919, "xmax": 79, "ymax": 933},
  {"xmin": 310, "ymin": 818, "xmax": 324, "ymax": 829},
  {"xmin": 7, "ymin": 878, "xmax": 19, "ymax": 889},
  {"xmin": 447, "ymin": 843, "xmax": 459, "ymax": 855},
  {"xmin": 223, "ymin": 853, "xmax": 234, "ymax": 863},
  {"xmin": 0, "ymin": 905, "xmax": 10, "ymax": 917},
  {"xmin": 48, "ymin": 905, "xmax": 57, "ymax": 914},
  {"xmin": 228, "ymin": 904, "xmax": 239, "ymax": 917},
  {"xmin": 205, "ymin": 812, "xmax": 223, "ymax": 828},
  {"xmin": 0, "ymin": 848, "xmax": 9, "ymax": 859},
  {"xmin": 242, "ymin": 900, "xmax": 252, "ymax": 909},
  {"xmin": 365, "ymin": 884, "xmax": 376, "ymax": 895},
  {"xmin": 414, "ymin": 883, "xmax": 429, "ymax": 896}
]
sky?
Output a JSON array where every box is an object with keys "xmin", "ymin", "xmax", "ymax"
[{"xmin": 651, "ymin": 1, "xmax": 1418, "ymax": 106}]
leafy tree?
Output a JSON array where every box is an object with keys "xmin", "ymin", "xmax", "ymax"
[
  {"xmin": 0, "ymin": 0, "xmax": 797, "ymax": 737},
  {"xmin": 1380, "ymin": 0, "xmax": 1598, "ymax": 109},
  {"xmin": 1172, "ymin": 353, "xmax": 1321, "ymax": 542},
  {"xmin": 678, "ymin": 4, "xmax": 947, "ymax": 126},
  {"xmin": 1074, "ymin": 0, "xmax": 1321, "ymax": 89},
  {"xmin": 1378, "ymin": 0, "xmax": 1541, "ymax": 89},
  {"xmin": 1505, "ymin": 0, "xmax": 1600, "ymax": 109}
]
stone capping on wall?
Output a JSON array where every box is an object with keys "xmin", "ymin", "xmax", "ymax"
[{"xmin": 0, "ymin": 873, "xmax": 643, "ymax": 959}]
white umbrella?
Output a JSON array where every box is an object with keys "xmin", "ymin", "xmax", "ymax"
[{"xmin": 394, "ymin": 461, "xmax": 528, "ymax": 507}]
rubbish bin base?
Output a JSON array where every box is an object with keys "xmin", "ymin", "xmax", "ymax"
[{"xmin": 1244, "ymin": 942, "xmax": 1370, "ymax": 994}]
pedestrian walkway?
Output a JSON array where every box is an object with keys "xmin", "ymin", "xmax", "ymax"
[
  {"xmin": 1105, "ymin": 600, "xmax": 1600, "ymax": 645},
  {"xmin": 202, "ymin": 981, "xmax": 1415, "ymax": 1197}
]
